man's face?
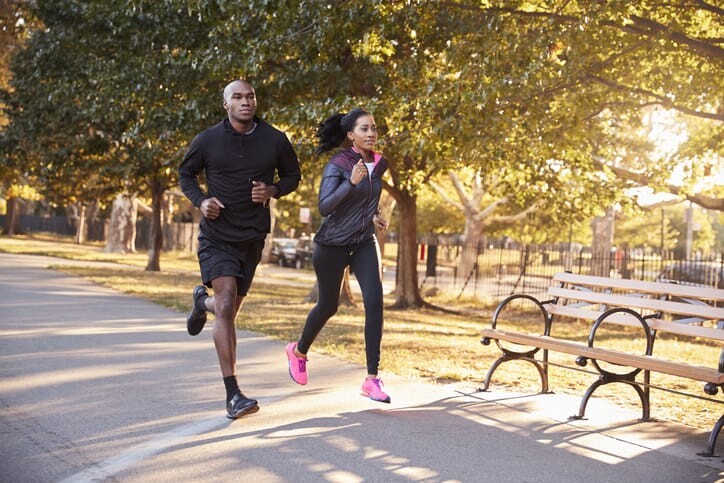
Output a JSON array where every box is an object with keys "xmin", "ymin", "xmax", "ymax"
[{"xmin": 223, "ymin": 81, "xmax": 256, "ymax": 123}]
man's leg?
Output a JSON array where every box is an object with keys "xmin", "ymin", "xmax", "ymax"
[
  {"xmin": 208, "ymin": 276, "xmax": 240, "ymax": 377},
  {"xmin": 207, "ymin": 276, "xmax": 258, "ymax": 418}
]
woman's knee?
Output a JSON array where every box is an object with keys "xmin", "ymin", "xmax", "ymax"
[{"xmin": 317, "ymin": 303, "xmax": 338, "ymax": 320}]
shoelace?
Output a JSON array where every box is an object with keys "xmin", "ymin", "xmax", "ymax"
[
  {"xmin": 367, "ymin": 378, "xmax": 384, "ymax": 390},
  {"xmin": 297, "ymin": 358, "xmax": 306, "ymax": 372}
]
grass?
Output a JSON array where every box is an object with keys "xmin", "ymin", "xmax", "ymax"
[{"xmin": 1, "ymin": 233, "xmax": 721, "ymax": 431}]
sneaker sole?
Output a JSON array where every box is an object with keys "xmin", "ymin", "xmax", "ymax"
[
  {"xmin": 187, "ymin": 286, "xmax": 208, "ymax": 336},
  {"xmin": 186, "ymin": 311, "xmax": 207, "ymax": 336},
  {"xmin": 227, "ymin": 402, "xmax": 260, "ymax": 420},
  {"xmin": 360, "ymin": 391, "xmax": 391, "ymax": 403},
  {"xmin": 288, "ymin": 367, "xmax": 307, "ymax": 385}
]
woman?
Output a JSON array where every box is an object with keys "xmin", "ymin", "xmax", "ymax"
[{"xmin": 286, "ymin": 108, "xmax": 391, "ymax": 403}]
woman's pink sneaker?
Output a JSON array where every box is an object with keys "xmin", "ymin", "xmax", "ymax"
[
  {"xmin": 286, "ymin": 342, "xmax": 308, "ymax": 385},
  {"xmin": 361, "ymin": 377, "xmax": 391, "ymax": 403}
]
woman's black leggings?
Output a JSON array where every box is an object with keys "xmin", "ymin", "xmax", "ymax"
[{"xmin": 297, "ymin": 237, "xmax": 384, "ymax": 375}]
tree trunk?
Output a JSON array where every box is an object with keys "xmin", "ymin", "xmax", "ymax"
[
  {"xmin": 456, "ymin": 216, "xmax": 485, "ymax": 282},
  {"xmin": 338, "ymin": 268, "xmax": 357, "ymax": 306},
  {"xmin": 391, "ymin": 192, "xmax": 423, "ymax": 308},
  {"xmin": 262, "ymin": 197, "xmax": 277, "ymax": 263},
  {"xmin": 85, "ymin": 200, "xmax": 101, "ymax": 241},
  {"xmin": 145, "ymin": 178, "xmax": 164, "ymax": 271},
  {"xmin": 74, "ymin": 203, "xmax": 87, "ymax": 244},
  {"xmin": 375, "ymin": 192, "xmax": 396, "ymax": 260},
  {"xmin": 304, "ymin": 268, "xmax": 357, "ymax": 307},
  {"xmin": 590, "ymin": 207, "xmax": 615, "ymax": 277},
  {"xmin": 4, "ymin": 197, "xmax": 22, "ymax": 235},
  {"xmin": 104, "ymin": 194, "xmax": 137, "ymax": 253}
]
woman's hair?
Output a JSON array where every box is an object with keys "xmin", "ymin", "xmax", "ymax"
[{"xmin": 315, "ymin": 107, "xmax": 369, "ymax": 154}]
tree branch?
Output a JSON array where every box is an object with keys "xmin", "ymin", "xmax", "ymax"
[
  {"xmin": 429, "ymin": 179, "xmax": 465, "ymax": 212},
  {"xmin": 587, "ymin": 75, "xmax": 723, "ymax": 121},
  {"xmin": 441, "ymin": 3, "xmax": 723, "ymax": 60},
  {"xmin": 481, "ymin": 201, "xmax": 541, "ymax": 226},
  {"xmin": 692, "ymin": 0, "xmax": 724, "ymax": 16},
  {"xmin": 592, "ymin": 158, "xmax": 724, "ymax": 211},
  {"xmin": 474, "ymin": 197, "xmax": 509, "ymax": 222},
  {"xmin": 628, "ymin": 14, "xmax": 724, "ymax": 60}
]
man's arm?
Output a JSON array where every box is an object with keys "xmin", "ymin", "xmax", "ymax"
[
  {"xmin": 178, "ymin": 134, "xmax": 209, "ymax": 208},
  {"xmin": 273, "ymin": 134, "xmax": 302, "ymax": 198}
]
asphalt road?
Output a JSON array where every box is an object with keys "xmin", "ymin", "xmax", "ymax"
[{"xmin": 1, "ymin": 252, "xmax": 722, "ymax": 482}]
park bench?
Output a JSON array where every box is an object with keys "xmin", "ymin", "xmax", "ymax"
[{"xmin": 478, "ymin": 271, "xmax": 724, "ymax": 456}]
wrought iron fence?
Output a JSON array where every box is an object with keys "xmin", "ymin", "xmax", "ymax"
[{"xmin": 412, "ymin": 238, "xmax": 723, "ymax": 304}]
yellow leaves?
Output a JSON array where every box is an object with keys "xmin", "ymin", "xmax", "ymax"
[
  {"xmin": 351, "ymin": 31, "xmax": 396, "ymax": 64},
  {"xmin": 5, "ymin": 184, "xmax": 40, "ymax": 200}
]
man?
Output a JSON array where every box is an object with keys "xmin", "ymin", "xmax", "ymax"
[{"xmin": 179, "ymin": 79, "xmax": 301, "ymax": 419}]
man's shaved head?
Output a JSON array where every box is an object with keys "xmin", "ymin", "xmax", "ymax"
[{"xmin": 223, "ymin": 79, "xmax": 253, "ymax": 103}]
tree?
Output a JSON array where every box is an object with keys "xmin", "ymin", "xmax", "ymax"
[
  {"xmin": 2, "ymin": 1, "xmax": 126, "ymax": 241},
  {"xmin": 149, "ymin": 0, "xmax": 724, "ymax": 296},
  {"xmin": 4, "ymin": 0, "xmax": 720, "ymax": 304},
  {"xmin": 3, "ymin": 1, "xmax": 228, "ymax": 269},
  {"xmin": 419, "ymin": 1, "xmax": 722, "ymax": 277}
]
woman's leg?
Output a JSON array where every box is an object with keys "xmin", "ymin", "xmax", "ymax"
[
  {"xmin": 297, "ymin": 244, "xmax": 349, "ymax": 354},
  {"xmin": 349, "ymin": 238, "xmax": 384, "ymax": 375}
]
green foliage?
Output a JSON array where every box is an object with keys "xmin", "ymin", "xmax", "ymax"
[
  {"xmin": 615, "ymin": 202, "xmax": 720, "ymax": 255},
  {"xmin": 614, "ymin": 206, "xmax": 678, "ymax": 251},
  {"xmin": 1, "ymin": 0, "xmax": 721, "ymax": 247}
]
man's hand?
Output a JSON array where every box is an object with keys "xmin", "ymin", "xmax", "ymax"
[
  {"xmin": 251, "ymin": 181, "xmax": 277, "ymax": 205},
  {"xmin": 200, "ymin": 197, "xmax": 225, "ymax": 219}
]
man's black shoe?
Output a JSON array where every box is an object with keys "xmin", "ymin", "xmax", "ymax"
[
  {"xmin": 186, "ymin": 285, "xmax": 208, "ymax": 336},
  {"xmin": 226, "ymin": 392, "xmax": 259, "ymax": 419}
]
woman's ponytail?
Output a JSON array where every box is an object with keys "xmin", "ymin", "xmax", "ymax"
[{"xmin": 315, "ymin": 108, "xmax": 369, "ymax": 154}]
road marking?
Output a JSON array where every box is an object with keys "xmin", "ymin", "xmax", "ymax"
[{"xmin": 57, "ymin": 416, "xmax": 228, "ymax": 483}]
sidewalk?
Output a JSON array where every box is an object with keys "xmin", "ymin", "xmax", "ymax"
[{"xmin": 1, "ymin": 252, "xmax": 722, "ymax": 482}]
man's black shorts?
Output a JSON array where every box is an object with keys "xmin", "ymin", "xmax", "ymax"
[{"xmin": 197, "ymin": 235, "xmax": 264, "ymax": 296}]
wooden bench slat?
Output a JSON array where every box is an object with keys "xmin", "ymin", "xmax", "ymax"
[
  {"xmin": 548, "ymin": 286, "xmax": 724, "ymax": 321},
  {"xmin": 545, "ymin": 304, "xmax": 724, "ymax": 342},
  {"xmin": 480, "ymin": 328, "xmax": 724, "ymax": 384},
  {"xmin": 552, "ymin": 272, "xmax": 724, "ymax": 302}
]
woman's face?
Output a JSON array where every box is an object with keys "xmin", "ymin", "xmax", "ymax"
[{"xmin": 348, "ymin": 114, "xmax": 378, "ymax": 151}]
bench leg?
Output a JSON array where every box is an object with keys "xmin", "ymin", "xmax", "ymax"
[
  {"xmin": 479, "ymin": 356, "xmax": 506, "ymax": 392},
  {"xmin": 572, "ymin": 379, "xmax": 604, "ymax": 420},
  {"xmin": 697, "ymin": 414, "xmax": 724, "ymax": 457},
  {"xmin": 479, "ymin": 354, "xmax": 549, "ymax": 394},
  {"xmin": 629, "ymin": 380, "xmax": 650, "ymax": 420},
  {"xmin": 572, "ymin": 378, "xmax": 650, "ymax": 421}
]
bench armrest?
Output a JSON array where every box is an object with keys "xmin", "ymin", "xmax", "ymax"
[{"xmin": 490, "ymin": 293, "xmax": 551, "ymax": 333}]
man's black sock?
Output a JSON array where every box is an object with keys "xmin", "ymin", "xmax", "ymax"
[
  {"xmin": 196, "ymin": 293, "xmax": 208, "ymax": 312},
  {"xmin": 223, "ymin": 376, "xmax": 240, "ymax": 401}
]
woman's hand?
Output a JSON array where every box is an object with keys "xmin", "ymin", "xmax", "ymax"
[{"xmin": 350, "ymin": 160, "xmax": 367, "ymax": 186}]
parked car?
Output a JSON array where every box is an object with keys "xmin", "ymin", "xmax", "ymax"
[
  {"xmin": 656, "ymin": 261, "xmax": 723, "ymax": 289},
  {"xmin": 269, "ymin": 237, "xmax": 315, "ymax": 269},
  {"xmin": 293, "ymin": 237, "xmax": 315, "ymax": 269},
  {"xmin": 269, "ymin": 238, "xmax": 297, "ymax": 267}
]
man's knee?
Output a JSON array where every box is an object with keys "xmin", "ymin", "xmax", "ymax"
[
  {"xmin": 211, "ymin": 278, "xmax": 238, "ymax": 319},
  {"xmin": 215, "ymin": 293, "xmax": 238, "ymax": 319}
]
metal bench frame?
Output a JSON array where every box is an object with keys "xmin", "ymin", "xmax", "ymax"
[{"xmin": 479, "ymin": 272, "xmax": 724, "ymax": 457}]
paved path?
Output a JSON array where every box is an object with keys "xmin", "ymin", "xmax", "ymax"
[{"xmin": 1, "ymin": 252, "xmax": 722, "ymax": 482}]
